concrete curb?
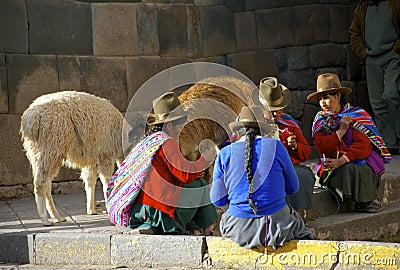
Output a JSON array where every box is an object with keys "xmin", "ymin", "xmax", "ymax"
[
  {"xmin": 206, "ymin": 238, "xmax": 400, "ymax": 269},
  {"xmin": 4, "ymin": 233, "xmax": 399, "ymax": 269},
  {"xmin": 26, "ymin": 233, "xmax": 205, "ymax": 268}
]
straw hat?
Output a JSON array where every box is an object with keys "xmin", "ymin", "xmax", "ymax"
[
  {"xmin": 229, "ymin": 106, "xmax": 270, "ymax": 133},
  {"xmin": 259, "ymin": 77, "xmax": 291, "ymax": 111},
  {"xmin": 307, "ymin": 73, "xmax": 352, "ymax": 101},
  {"xmin": 147, "ymin": 92, "xmax": 191, "ymax": 125}
]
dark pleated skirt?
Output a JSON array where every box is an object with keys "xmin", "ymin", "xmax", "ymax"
[
  {"xmin": 286, "ymin": 164, "xmax": 315, "ymax": 210},
  {"xmin": 128, "ymin": 179, "xmax": 217, "ymax": 234},
  {"xmin": 219, "ymin": 205, "xmax": 314, "ymax": 250},
  {"xmin": 320, "ymin": 163, "xmax": 381, "ymax": 203}
]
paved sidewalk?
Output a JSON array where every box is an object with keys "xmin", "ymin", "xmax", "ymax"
[{"xmin": 0, "ymin": 187, "xmax": 120, "ymax": 235}]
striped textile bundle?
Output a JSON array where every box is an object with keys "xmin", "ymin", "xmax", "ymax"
[
  {"xmin": 277, "ymin": 113, "xmax": 300, "ymax": 128},
  {"xmin": 312, "ymin": 103, "xmax": 391, "ymax": 163},
  {"xmin": 106, "ymin": 131, "xmax": 170, "ymax": 226}
]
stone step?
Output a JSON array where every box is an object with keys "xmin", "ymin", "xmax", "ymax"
[
  {"xmin": 308, "ymin": 199, "xmax": 400, "ymax": 243},
  {"xmin": 12, "ymin": 233, "xmax": 400, "ymax": 269}
]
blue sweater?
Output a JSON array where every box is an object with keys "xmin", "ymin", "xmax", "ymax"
[{"xmin": 211, "ymin": 137, "xmax": 299, "ymax": 218}]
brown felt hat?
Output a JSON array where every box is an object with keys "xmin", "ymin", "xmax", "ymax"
[
  {"xmin": 259, "ymin": 77, "xmax": 291, "ymax": 111},
  {"xmin": 307, "ymin": 73, "xmax": 352, "ymax": 101},
  {"xmin": 229, "ymin": 106, "xmax": 270, "ymax": 133},
  {"xmin": 147, "ymin": 92, "xmax": 191, "ymax": 125}
]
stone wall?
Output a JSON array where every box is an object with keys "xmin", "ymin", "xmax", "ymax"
[{"xmin": 0, "ymin": 0, "xmax": 369, "ymax": 199}]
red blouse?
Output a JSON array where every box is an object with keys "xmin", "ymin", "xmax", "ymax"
[
  {"xmin": 314, "ymin": 128, "xmax": 372, "ymax": 161},
  {"xmin": 135, "ymin": 139, "xmax": 207, "ymax": 218},
  {"xmin": 277, "ymin": 123, "xmax": 311, "ymax": 165}
]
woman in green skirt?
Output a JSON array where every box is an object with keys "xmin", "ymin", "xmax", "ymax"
[
  {"xmin": 308, "ymin": 73, "xmax": 392, "ymax": 213},
  {"xmin": 107, "ymin": 92, "xmax": 217, "ymax": 234}
]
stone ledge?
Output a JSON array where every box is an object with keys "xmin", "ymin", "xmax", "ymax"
[
  {"xmin": 9, "ymin": 232, "xmax": 399, "ymax": 269},
  {"xmin": 206, "ymin": 238, "xmax": 400, "ymax": 269}
]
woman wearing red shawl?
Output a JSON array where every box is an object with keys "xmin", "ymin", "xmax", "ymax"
[
  {"xmin": 308, "ymin": 73, "xmax": 392, "ymax": 213},
  {"xmin": 258, "ymin": 77, "xmax": 315, "ymax": 218},
  {"xmin": 106, "ymin": 92, "xmax": 217, "ymax": 234}
]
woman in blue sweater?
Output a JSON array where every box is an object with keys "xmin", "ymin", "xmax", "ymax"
[{"xmin": 211, "ymin": 106, "xmax": 314, "ymax": 249}]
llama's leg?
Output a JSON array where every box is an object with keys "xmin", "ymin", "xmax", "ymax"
[
  {"xmin": 81, "ymin": 166, "xmax": 97, "ymax": 215},
  {"xmin": 44, "ymin": 181, "xmax": 66, "ymax": 223},
  {"xmin": 33, "ymin": 170, "xmax": 53, "ymax": 226},
  {"xmin": 98, "ymin": 159, "xmax": 114, "ymax": 203}
]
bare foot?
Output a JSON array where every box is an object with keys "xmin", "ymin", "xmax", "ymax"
[{"xmin": 203, "ymin": 224, "xmax": 215, "ymax": 236}]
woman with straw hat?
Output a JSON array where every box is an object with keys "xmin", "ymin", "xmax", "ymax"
[
  {"xmin": 308, "ymin": 73, "xmax": 392, "ymax": 213},
  {"xmin": 210, "ymin": 106, "xmax": 314, "ymax": 249},
  {"xmin": 258, "ymin": 77, "xmax": 315, "ymax": 221},
  {"xmin": 106, "ymin": 92, "xmax": 217, "ymax": 234}
]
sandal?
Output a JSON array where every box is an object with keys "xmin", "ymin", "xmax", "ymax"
[
  {"xmin": 365, "ymin": 201, "xmax": 382, "ymax": 213},
  {"xmin": 355, "ymin": 201, "xmax": 382, "ymax": 213}
]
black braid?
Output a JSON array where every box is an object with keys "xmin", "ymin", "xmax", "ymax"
[{"xmin": 242, "ymin": 127, "xmax": 261, "ymax": 215}]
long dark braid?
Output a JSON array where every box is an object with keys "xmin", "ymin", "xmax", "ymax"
[{"xmin": 238, "ymin": 126, "xmax": 261, "ymax": 215}]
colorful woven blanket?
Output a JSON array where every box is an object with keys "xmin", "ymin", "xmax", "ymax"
[
  {"xmin": 277, "ymin": 114, "xmax": 300, "ymax": 128},
  {"xmin": 106, "ymin": 131, "xmax": 171, "ymax": 227},
  {"xmin": 311, "ymin": 103, "xmax": 391, "ymax": 163}
]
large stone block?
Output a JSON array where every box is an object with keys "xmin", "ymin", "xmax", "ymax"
[
  {"xmin": 7, "ymin": 54, "xmax": 59, "ymax": 114},
  {"xmin": 0, "ymin": 65, "xmax": 8, "ymax": 113},
  {"xmin": 187, "ymin": 5, "xmax": 203, "ymax": 58},
  {"xmin": 302, "ymin": 102, "xmax": 320, "ymax": 145},
  {"xmin": 309, "ymin": 44, "xmax": 346, "ymax": 68},
  {"xmin": 276, "ymin": 48, "xmax": 288, "ymax": 71},
  {"xmin": 246, "ymin": 0, "xmax": 298, "ymax": 10},
  {"xmin": 111, "ymin": 234, "xmax": 204, "ymax": 268},
  {"xmin": 227, "ymin": 50, "xmax": 278, "ymax": 85},
  {"xmin": 295, "ymin": 69, "xmax": 316, "ymax": 90},
  {"xmin": 125, "ymin": 56, "xmax": 169, "ymax": 106},
  {"xmin": 206, "ymin": 238, "xmax": 340, "ymax": 269},
  {"xmin": 255, "ymin": 8, "xmax": 294, "ymax": 49},
  {"xmin": 0, "ymin": 114, "xmax": 32, "ymax": 186},
  {"xmin": 355, "ymin": 80, "xmax": 373, "ymax": 116},
  {"xmin": 293, "ymin": 5, "xmax": 330, "ymax": 45},
  {"xmin": 277, "ymin": 71, "xmax": 297, "ymax": 89},
  {"xmin": 194, "ymin": 0, "xmax": 224, "ymax": 6},
  {"xmin": 79, "ymin": 56, "xmax": 128, "ymax": 111},
  {"xmin": 287, "ymin": 46, "xmax": 309, "ymax": 71},
  {"xmin": 198, "ymin": 5, "xmax": 236, "ymax": 57},
  {"xmin": 27, "ymin": 0, "xmax": 92, "ymax": 55},
  {"xmin": 346, "ymin": 45, "xmax": 364, "ymax": 81},
  {"xmin": 285, "ymin": 90, "xmax": 307, "ymax": 120},
  {"xmin": 136, "ymin": 3, "xmax": 160, "ymax": 56},
  {"xmin": 329, "ymin": 5, "xmax": 350, "ymax": 43},
  {"xmin": 0, "ymin": 233, "xmax": 30, "ymax": 264},
  {"xmin": 234, "ymin": 12, "xmax": 258, "ymax": 52},
  {"xmin": 34, "ymin": 233, "xmax": 111, "ymax": 265},
  {"xmin": 225, "ymin": 0, "xmax": 246, "ymax": 12},
  {"xmin": 92, "ymin": 3, "xmax": 139, "ymax": 56},
  {"xmin": 0, "ymin": 0, "xmax": 28, "ymax": 53},
  {"xmin": 57, "ymin": 56, "xmax": 81, "ymax": 90},
  {"xmin": 158, "ymin": 4, "xmax": 187, "ymax": 57}
]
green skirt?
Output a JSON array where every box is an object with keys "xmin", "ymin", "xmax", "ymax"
[
  {"xmin": 320, "ymin": 163, "xmax": 380, "ymax": 203},
  {"xmin": 128, "ymin": 179, "xmax": 218, "ymax": 234}
]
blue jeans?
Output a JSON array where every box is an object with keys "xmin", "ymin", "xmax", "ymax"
[{"xmin": 366, "ymin": 50, "xmax": 400, "ymax": 149}]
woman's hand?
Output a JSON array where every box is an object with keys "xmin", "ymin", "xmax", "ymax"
[
  {"xmin": 336, "ymin": 115, "xmax": 353, "ymax": 139},
  {"xmin": 286, "ymin": 132, "xmax": 298, "ymax": 151},
  {"xmin": 324, "ymin": 156, "xmax": 347, "ymax": 171}
]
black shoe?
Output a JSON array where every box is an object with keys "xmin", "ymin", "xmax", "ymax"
[{"xmin": 139, "ymin": 227, "xmax": 156, "ymax": 235}]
